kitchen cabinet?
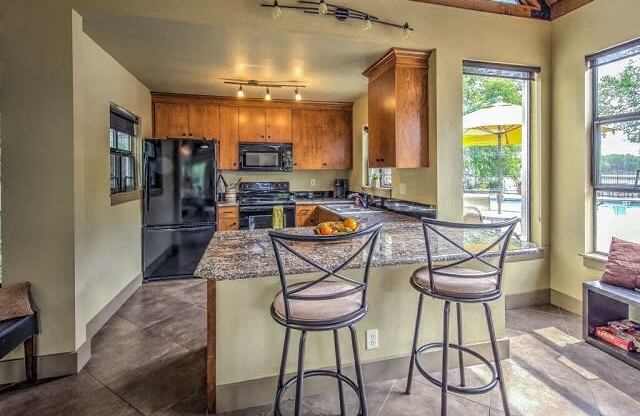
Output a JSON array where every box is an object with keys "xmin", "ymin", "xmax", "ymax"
[
  {"xmin": 217, "ymin": 205, "xmax": 239, "ymax": 231},
  {"xmin": 295, "ymin": 205, "xmax": 318, "ymax": 227},
  {"xmin": 363, "ymin": 48, "xmax": 430, "ymax": 168},
  {"xmin": 188, "ymin": 104, "xmax": 219, "ymax": 139},
  {"xmin": 321, "ymin": 110, "xmax": 352, "ymax": 170},
  {"xmin": 239, "ymin": 107, "xmax": 266, "ymax": 141},
  {"xmin": 266, "ymin": 108, "xmax": 292, "ymax": 142},
  {"xmin": 317, "ymin": 207, "xmax": 340, "ymax": 223},
  {"xmin": 219, "ymin": 106, "xmax": 239, "ymax": 170},
  {"xmin": 154, "ymin": 102, "xmax": 189, "ymax": 138},
  {"xmin": 292, "ymin": 109, "xmax": 323, "ymax": 170}
]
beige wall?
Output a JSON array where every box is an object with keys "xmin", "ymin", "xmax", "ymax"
[
  {"xmin": 549, "ymin": 0, "xmax": 640, "ymax": 313},
  {"xmin": 220, "ymin": 170, "xmax": 349, "ymax": 192},
  {"xmin": 1, "ymin": 3, "xmax": 150, "ymax": 363},
  {"xmin": 72, "ymin": 11, "xmax": 151, "ymax": 347},
  {"xmin": 2, "ymin": 2, "xmax": 77, "ymax": 358}
]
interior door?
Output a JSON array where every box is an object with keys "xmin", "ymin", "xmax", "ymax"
[
  {"xmin": 219, "ymin": 106, "xmax": 239, "ymax": 170},
  {"xmin": 239, "ymin": 107, "xmax": 266, "ymax": 141}
]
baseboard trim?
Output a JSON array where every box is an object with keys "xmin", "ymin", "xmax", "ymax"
[
  {"xmin": 0, "ymin": 273, "xmax": 141, "ymax": 384},
  {"xmin": 550, "ymin": 289, "xmax": 582, "ymax": 316},
  {"xmin": 216, "ymin": 338, "xmax": 510, "ymax": 413},
  {"xmin": 505, "ymin": 289, "xmax": 550, "ymax": 310}
]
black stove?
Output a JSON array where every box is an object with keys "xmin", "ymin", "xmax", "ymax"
[{"xmin": 238, "ymin": 182, "xmax": 296, "ymax": 230}]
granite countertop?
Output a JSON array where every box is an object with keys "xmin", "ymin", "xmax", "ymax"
[
  {"xmin": 195, "ymin": 210, "xmax": 540, "ymax": 281},
  {"xmin": 217, "ymin": 201, "xmax": 238, "ymax": 207}
]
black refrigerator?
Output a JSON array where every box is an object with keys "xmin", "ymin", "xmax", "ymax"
[{"xmin": 142, "ymin": 139, "xmax": 218, "ymax": 281}]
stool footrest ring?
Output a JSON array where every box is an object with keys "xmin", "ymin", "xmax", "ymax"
[
  {"xmin": 414, "ymin": 342, "xmax": 498, "ymax": 395},
  {"xmin": 274, "ymin": 369, "xmax": 363, "ymax": 416}
]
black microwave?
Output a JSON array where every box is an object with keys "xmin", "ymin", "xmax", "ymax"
[{"xmin": 239, "ymin": 143, "xmax": 293, "ymax": 172}]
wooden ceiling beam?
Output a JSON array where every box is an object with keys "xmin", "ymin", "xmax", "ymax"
[
  {"xmin": 409, "ymin": 0, "xmax": 536, "ymax": 18},
  {"xmin": 549, "ymin": 0, "xmax": 593, "ymax": 20}
]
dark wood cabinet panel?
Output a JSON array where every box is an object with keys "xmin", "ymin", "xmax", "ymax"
[
  {"xmin": 238, "ymin": 107, "xmax": 266, "ymax": 141},
  {"xmin": 188, "ymin": 104, "xmax": 219, "ymax": 139},
  {"xmin": 266, "ymin": 108, "xmax": 292, "ymax": 142},
  {"xmin": 321, "ymin": 110, "xmax": 352, "ymax": 170},
  {"xmin": 154, "ymin": 102, "xmax": 189, "ymax": 138},
  {"xmin": 293, "ymin": 109, "xmax": 323, "ymax": 170},
  {"xmin": 219, "ymin": 106, "xmax": 239, "ymax": 170},
  {"xmin": 363, "ymin": 48, "xmax": 430, "ymax": 168}
]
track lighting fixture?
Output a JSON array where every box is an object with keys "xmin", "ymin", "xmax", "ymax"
[
  {"xmin": 271, "ymin": 0, "xmax": 283, "ymax": 19},
  {"xmin": 265, "ymin": 88, "xmax": 272, "ymax": 101},
  {"xmin": 221, "ymin": 79, "xmax": 308, "ymax": 101},
  {"xmin": 237, "ymin": 85, "xmax": 245, "ymax": 98},
  {"xmin": 318, "ymin": 0, "xmax": 328, "ymax": 15},
  {"xmin": 294, "ymin": 88, "xmax": 302, "ymax": 101},
  {"xmin": 260, "ymin": 1, "xmax": 414, "ymax": 38}
]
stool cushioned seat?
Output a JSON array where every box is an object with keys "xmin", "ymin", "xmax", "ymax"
[
  {"xmin": 273, "ymin": 281, "xmax": 363, "ymax": 322},
  {"xmin": 411, "ymin": 266, "xmax": 497, "ymax": 296},
  {"xmin": 0, "ymin": 315, "xmax": 37, "ymax": 358}
]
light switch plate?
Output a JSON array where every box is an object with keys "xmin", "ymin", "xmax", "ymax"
[
  {"xmin": 311, "ymin": 178, "xmax": 317, "ymax": 187},
  {"xmin": 399, "ymin": 183, "xmax": 407, "ymax": 195},
  {"xmin": 366, "ymin": 329, "xmax": 379, "ymax": 350}
]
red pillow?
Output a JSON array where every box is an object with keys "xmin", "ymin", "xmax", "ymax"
[{"xmin": 601, "ymin": 238, "xmax": 640, "ymax": 289}]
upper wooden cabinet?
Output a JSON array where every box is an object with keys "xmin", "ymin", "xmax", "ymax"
[
  {"xmin": 238, "ymin": 107, "xmax": 266, "ymax": 141},
  {"xmin": 188, "ymin": 104, "xmax": 219, "ymax": 139},
  {"xmin": 266, "ymin": 108, "xmax": 292, "ymax": 142},
  {"xmin": 321, "ymin": 110, "xmax": 352, "ymax": 170},
  {"xmin": 363, "ymin": 48, "xmax": 430, "ymax": 168},
  {"xmin": 154, "ymin": 102, "xmax": 189, "ymax": 138},
  {"xmin": 151, "ymin": 93, "xmax": 352, "ymax": 170},
  {"xmin": 219, "ymin": 106, "xmax": 239, "ymax": 170}
]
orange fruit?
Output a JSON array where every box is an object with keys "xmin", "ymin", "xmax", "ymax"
[
  {"xmin": 318, "ymin": 224, "xmax": 332, "ymax": 235},
  {"xmin": 343, "ymin": 218, "xmax": 357, "ymax": 231}
]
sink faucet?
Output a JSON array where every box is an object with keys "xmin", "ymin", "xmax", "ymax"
[{"xmin": 348, "ymin": 193, "xmax": 368, "ymax": 208}]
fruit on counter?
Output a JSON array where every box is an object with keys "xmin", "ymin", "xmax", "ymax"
[{"xmin": 313, "ymin": 218, "xmax": 359, "ymax": 235}]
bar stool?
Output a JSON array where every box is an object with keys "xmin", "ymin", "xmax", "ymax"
[
  {"xmin": 269, "ymin": 222, "xmax": 383, "ymax": 416},
  {"xmin": 405, "ymin": 217, "xmax": 520, "ymax": 416}
]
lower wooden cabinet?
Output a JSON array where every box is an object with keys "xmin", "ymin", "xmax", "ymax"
[
  {"xmin": 295, "ymin": 205, "xmax": 318, "ymax": 227},
  {"xmin": 217, "ymin": 206, "xmax": 239, "ymax": 231},
  {"xmin": 317, "ymin": 207, "xmax": 341, "ymax": 223}
]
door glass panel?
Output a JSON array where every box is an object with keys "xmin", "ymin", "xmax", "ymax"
[
  {"xmin": 244, "ymin": 152, "xmax": 279, "ymax": 167},
  {"xmin": 594, "ymin": 191, "xmax": 640, "ymax": 252}
]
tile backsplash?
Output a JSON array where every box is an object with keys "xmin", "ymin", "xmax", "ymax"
[{"xmin": 219, "ymin": 170, "xmax": 349, "ymax": 191}]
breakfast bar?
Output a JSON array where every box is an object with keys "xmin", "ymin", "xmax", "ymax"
[{"xmin": 195, "ymin": 208, "xmax": 540, "ymax": 413}]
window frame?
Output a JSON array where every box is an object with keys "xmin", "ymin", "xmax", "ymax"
[
  {"xmin": 109, "ymin": 104, "xmax": 139, "ymax": 196},
  {"xmin": 589, "ymin": 39, "xmax": 640, "ymax": 254},
  {"xmin": 462, "ymin": 61, "xmax": 538, "ymax": 242}
]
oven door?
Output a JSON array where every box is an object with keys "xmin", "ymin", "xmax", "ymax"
[
  {"xmin": 239, "ymin": 144, "xmax": 283, "ymax": 171},
  {"xmin": 239, "ymin": 205, "xmax": 295, "ymax": 230}
]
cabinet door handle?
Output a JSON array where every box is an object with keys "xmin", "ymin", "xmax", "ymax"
[{"xmin": 182, "ymin": 133, "xmax": 186, "ymax": 136}]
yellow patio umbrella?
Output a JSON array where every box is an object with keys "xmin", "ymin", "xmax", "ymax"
[{"xmin": 463, "ymin": 103, "xmax": 523, "ymax": 214}]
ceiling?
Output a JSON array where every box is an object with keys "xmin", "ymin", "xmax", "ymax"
[
  {"xmin": 74, "ymin": 0, "xmax": 593, "ymax": 103},
  {"xmin": 78, "ymin": 0, "xmax": 419, "ymax": 102}
]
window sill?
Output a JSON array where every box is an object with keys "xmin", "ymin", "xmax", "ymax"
[
  {"xmin": 580, "ymin": 252, "xmax": 607, "ymax": 271},
  {"xmin": 362, "ymin": 186, "xmax": 392, "ymax": 197},
  {"xmin": 111, "ymin": 190, "xmax": 141, "ymax": 206}
]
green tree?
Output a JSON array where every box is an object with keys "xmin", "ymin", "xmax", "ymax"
[
  {"xmin": 598, "ymin": 60, "xmax": 640, "ymax": 144},
  {"xmin": 463, "ymin": 75, "xmax": 524, "ymax": 190}
]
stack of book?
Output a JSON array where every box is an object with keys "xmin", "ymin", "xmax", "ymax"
[{"xmin": 593, "ymin": 319, "xmax": 640, "ymax": 352}]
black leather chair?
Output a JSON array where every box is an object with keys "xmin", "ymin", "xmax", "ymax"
[{"xmin": 0, "ymin": 313, "xmax": 38, "ymax": 382}]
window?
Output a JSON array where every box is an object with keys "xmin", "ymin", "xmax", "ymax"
[
  {"xmin": 588, "ymin": 39, "xmax": 640, "ymax": 253},
  {"xmin": 110, "ymin": 105, "xmax": 138, "ymax": 194},
  {"xmin": 462, "ymin": 61, "xmax": 539, "ymax": 241},
  {"xmin": 368, "ymin": 168, "xmax": 392, "ymax": 188}
]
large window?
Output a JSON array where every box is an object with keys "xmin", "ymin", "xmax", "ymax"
[
  {"xmin": 462, "ymin": 61, "xmax": 539, "ymax": 241},
  {"xmin": 589, "ymin": 39, "xmax": 640, "ymax": 253},
  {"xmin": 110, "ymin": 105, "xmax": 138, "ymax": 194}
]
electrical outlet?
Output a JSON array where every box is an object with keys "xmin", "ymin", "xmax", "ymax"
[
  {"xmin": 365, "ymin": 329, "xmax": 379, "ymax": 350},
  {"xmin": 310, "ymin": 178, "xmax": 317, "ymax": 187},
  {"xmin": 399, "ymin": 183, "xmax": 407, "ymax": 195}
]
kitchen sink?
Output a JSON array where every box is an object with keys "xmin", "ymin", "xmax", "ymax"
[{"xmin": 322, "ymin": 204, "xmax": 382, "ymax": 215}]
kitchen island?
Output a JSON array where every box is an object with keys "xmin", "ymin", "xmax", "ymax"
[{"xmin": 195, "ymin": 208, "xmax": 541, "ymax": 413}]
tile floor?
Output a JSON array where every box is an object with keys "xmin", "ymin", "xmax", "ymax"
[{"xmin": 1, "ymin": 278, "xmax": 639, "ymax": 415}]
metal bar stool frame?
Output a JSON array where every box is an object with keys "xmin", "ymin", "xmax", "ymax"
[
  {"xmin": 269, "ymin": 222, "xmax": 383, "ymax": 416},
  {"xmin": 405, "ymin": 217, "xmax": 519, "ymax": 416}
]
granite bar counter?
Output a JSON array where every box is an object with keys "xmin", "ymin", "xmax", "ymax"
[{"xmin": 197, "ymin": 210, "xmax": 543, "ymax": 413}]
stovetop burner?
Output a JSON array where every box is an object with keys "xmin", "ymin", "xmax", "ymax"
[{"xmin": 238, "ymin": 181, "xmax": 294, "ymax": 206}]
